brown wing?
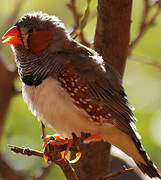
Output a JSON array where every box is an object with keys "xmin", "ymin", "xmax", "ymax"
[{"xmin": 56, "ymin": 53, "xmax": 140, "ymax": 140}]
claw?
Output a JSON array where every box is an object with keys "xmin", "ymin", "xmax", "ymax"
[
  {"xmin": 69, "ymin": 151, "xmax": 82, "ymax": 163},
  {"xmin": 43, "ymin": 154, "xmax": 49, "ymax": 163}
]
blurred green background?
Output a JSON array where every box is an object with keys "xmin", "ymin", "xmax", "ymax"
[{"xmin": 0, "ymin": 0, "xmax": 161, "ymax": 179}]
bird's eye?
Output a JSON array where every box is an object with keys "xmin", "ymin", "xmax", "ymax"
[{"xmin": 28, "ymin": 29, "xmax": 33, "ymax": 34}]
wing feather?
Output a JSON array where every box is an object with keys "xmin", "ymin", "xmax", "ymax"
[{"xmin": 68, "ymin": 53, "xmax": 140, "ymax": 139}]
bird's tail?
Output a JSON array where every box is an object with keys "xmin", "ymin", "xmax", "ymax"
[
  {"xmin": 132, "ymin": 138, "xmax": 161, "ymax": 178},
  {"xmin": 104, "ymin": 125, "xmax": 161, "ymax": 178}
]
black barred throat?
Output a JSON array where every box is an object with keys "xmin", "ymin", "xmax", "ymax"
[{"xmin": 58, "ymin": 65, "xmax": 113, "ymax": 124}]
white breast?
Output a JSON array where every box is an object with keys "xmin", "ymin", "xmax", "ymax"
[{"xmin": 22, "ymin": 77, "xmax": 100, "ymax": 137}]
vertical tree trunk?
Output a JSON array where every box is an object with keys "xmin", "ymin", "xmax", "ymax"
[
  {"xmin": 71, "ymin": 0, "xmax": 132, "ymax": 179},
  {"xmin": 94, "ymin": 0, "xmax": 132, "ymax": 77}
]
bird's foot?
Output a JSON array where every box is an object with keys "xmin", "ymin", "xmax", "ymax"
[
  {"xmin": 43, "ymin": 135, "xmax": 82, "ymax": 163},
  {"xmin": 41, "ymin": 122, "xmax": 102, "ymax": 164}
]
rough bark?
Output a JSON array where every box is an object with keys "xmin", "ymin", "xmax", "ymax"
[
  {"xmin": 71, "ymin": 0, "xmax": 132, "ymax": 179},
  {"xmin": 94, "ymin": 0, "xmax": 132, "ymax": 77},
  {"xmin": 71, "ymin": 141, "xmax": 110, "ymax": 180}
]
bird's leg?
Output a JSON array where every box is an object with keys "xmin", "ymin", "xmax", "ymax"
[
  {"xmin": 41, "ymin": 121, "xmax": 46, "ymax": 140},
  {"xmin": 41, "ymin": 122, "xmax": 68, "ymax": 149},
  {"xmin": 40, "ymin": 122, "xmax": 67, "ymax": 162}
]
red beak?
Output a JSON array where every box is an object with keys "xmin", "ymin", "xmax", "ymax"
[{"xmin": 2, "ymin": 26, "xmax": 23, "ymax": 45}]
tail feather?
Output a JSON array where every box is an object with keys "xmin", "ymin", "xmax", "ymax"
[
  {"xmin": 133, "ymin": 138, "xmax": 161, "ymax": 178},
  {"xmin": 104, "ymin": 125, "xmax": 161, "ymax": 178},
  {"xmin": 136, "ymin": 162, "xmax": 161, "ymax": 178}
]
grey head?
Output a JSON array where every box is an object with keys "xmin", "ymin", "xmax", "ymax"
[
  {"xmin": 6, "ymin": 12, "xmax": 76, "ymax": 86},
  {"xmin": 13, "ymin": 11, "xmax": 72, "ymax": 54}
]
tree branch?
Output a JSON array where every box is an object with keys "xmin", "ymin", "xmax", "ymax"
[
  {"xmin": 129, "ymin": 55, "xmax": 161, "ymax": 70},
  {"xmin": 100, "ymin": 166, "xmax": 134, "ymax": 180},
  {"xmin": 71, "ymin": 141, "xmax": 111, "ymax": 179},
  {"xmin": 94, "ymin": 0, "xmax": 132, "ymax": 77},
  {"xmin": 67, "ymin": 0, "xmax": 91, "ymax": 47},
  {"xmin": 8, "ymin": 145, "xmax": 44, "ymax": 158},
  {"xmin": 8, "ymin": 141, "xmax": 79, "ymax": 180},
  {"xmin": 130, "ymin": 0, "xmax": 161, "ymax": 53}
]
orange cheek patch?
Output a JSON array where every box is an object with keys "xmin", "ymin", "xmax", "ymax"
[{"xmin": 29, "ymin": 30, "xmax": 52, "ymax": 54}]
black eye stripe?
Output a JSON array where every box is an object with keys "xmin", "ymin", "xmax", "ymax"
[
  {"xmin": 17, "ymin": 26, "xmax": 24, "ymax": 44},
  {"xmin": 27, "ymin": 29, "xmax": 33, "ymax": 47}
]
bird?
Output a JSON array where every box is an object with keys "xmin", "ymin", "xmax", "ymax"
[{"xmin": 2, "ymin": 11, "xmax": 161, "ymax": 179}]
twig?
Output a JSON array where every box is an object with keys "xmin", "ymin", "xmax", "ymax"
[
  {"xmin": 100, "ymin": 166, "xmax": 134, "ymax": 180},
  {"xmin": 153, "ymin": 0, "xmax": 161, "ymax": 6},
  {"xmin": 8, "ymin": 144, "xmax": 43, "ymax": 158},
  {"xmin": 130, "ymin": 0, "xmax": 161, "ymax": 53},
  {"xmin": 8, "ymin": 144, "xmax": 78, "ymax": 179},
  {"xmin": 67, "ymin": 0, "xmax": 81, "ymax": 29},
  {"xmin": 129, "ymin": 55, "xmax": 161, "ymax": 70},
  {"xmin": 67, "ymin": 0, "xmax": 91, "ymax": 47},
  {"xmin": 8, "ymin": 144, "xmax": 78, "ymax": 180}
]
